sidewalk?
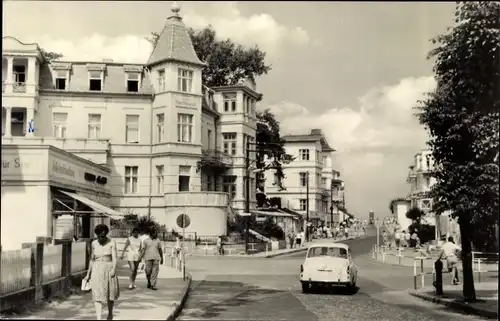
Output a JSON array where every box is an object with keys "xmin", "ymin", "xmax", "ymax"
[
  {"xmin": 409, "ymin": 281, "xmax": 498, "ymax": 319},
  {"xmin": 5, "ymin": 260, "xmax": 190, "ymax": 320},
  {"xmin": 251, "ymin": 234, "xmax": 364, "ymax": 258}
]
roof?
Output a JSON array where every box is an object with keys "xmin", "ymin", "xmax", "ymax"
[
  {"xmin": 146, "ymin": 5, "xmax": 204, "ymax": 67},
  {"xmin": 251, "ymin": 210, "xmax": 296, "ymax": 218},
  {"xmin": 282, "ymin": 129, "xmax": 335, "ymax": 152},
  {"xmin": 309, "ymin": 242, "xmax": 349, "ymax": 249}
]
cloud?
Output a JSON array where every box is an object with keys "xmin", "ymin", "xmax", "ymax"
[
  {"xmin": 268, "ymin": 76, "xmax": 436, "ymax": 153},
  {"xmin": 33, "ymin": 3, "xmax": 309, "ymax": 63}
]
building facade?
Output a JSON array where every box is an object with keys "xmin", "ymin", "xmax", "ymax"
[
  {"xmin": 263, "ymin": 129, "xmax": 342, "ymax": 226},
  {"xmin": 1, "ymin": 6, "xmax": 259, "ymax": 244}
]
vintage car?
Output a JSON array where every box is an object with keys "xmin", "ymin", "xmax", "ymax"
[{"xmin": 299, "ymin": 242, "xmax": 358, "ymax": 293}]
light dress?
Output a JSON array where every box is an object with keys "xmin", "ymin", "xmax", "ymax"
[
  {"xmin": 127, "ymin": 236, "xmax": 142, "ymax": 262},
  {"xmin": 90, "ymin": 238, "xmax": 120, "ymax": 302}
]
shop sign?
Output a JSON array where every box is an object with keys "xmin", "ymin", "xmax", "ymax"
[
  {"xmin": 2, "ymin": 157, "xmax": 24, "ymax": 169},
  {"xmin": 52, "ymin": 161, "xmax": 76, "ymax": 178}
]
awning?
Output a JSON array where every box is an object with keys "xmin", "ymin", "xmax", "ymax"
[
  {"xmin": 250, "ymin": 210, "xmax": 296, "ymax": 218},
  {"xmin": 58, "ymin": 190, "xmax": 125, "ymax": 220}
]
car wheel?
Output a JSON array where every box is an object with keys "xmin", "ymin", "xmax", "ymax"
[{"xmin": 301, "ymin": 282, "xmax": 310, "ymax": 294}]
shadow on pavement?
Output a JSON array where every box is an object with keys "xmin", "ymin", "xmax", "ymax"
[
  {"xmin": 180, "ymin": 280, "xmax": 316, "ymax": 320},
  {"xmin": 306, "ymin": 285, "xmax": 360, "ymax": 296}
]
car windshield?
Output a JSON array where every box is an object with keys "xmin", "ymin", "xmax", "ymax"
[{"xmin": 307, "ymin": 246, "xmax": 348, "ymax": 259}]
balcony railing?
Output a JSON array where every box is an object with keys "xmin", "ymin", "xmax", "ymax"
[
  {"xmin": 13, "ymin": 83, "xmax": 26, "ymax": 93},
  {"xmin": 165, "ymin": 192, "xmax": 229, "ymax": 207},
  {"xmin": 1, "ymin": 136, "xmax": 110, "ymax": 152},
  {"xmin": 199, "ymin": 149, "xmax": 233, "ymax": 170}
]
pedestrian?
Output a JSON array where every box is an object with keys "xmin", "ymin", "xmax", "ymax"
[
  {"xmin": 300, "ymin": 229, "xmax": 306, "ymax": 246},
  {"xmin": 141, "ymin": 229, "xmax": 164, "ymax": 290},
  {"xmin": 382, "ymin": 230, "xmax": 388, "ymax": 248},
  {"xmin": 394, "ymin": 229, "xmax": 401, "ymax": 249},
  {"xmin": 335, "ymin": 226, "xmax": 340, "ymax": 239},
  {"xmin": 295, "ymin": 230, "xmax": 302, "ymax": 248},
  {"xmin": 216, "ymin": 235, "xmax": 224, "ymax": 255},
  {"xmin": 139, "ymin": 229, "xmax": 150, "ymax": 271},
  {"xmin": 344, "ymin": 226, "xmax": 349, "ymax": 239},
  {"xmin": 438, "ymin": 236, "xmax": 461, "ymax": 285},
  {"xmin": 404, "ymin": 230, "xmax": 411, "ymax": 247},
  {"xmin": 83, "ymin": 224, "xmax": 119, "ymax": 320},
  {"xmin": 120, "ymin": 227, "xmax": 142, "ymax": 290}
]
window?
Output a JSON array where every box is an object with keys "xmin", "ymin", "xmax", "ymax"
[
  {"xmin": 11, "ymin": 111, "xmax": 25, "ymax": 136},
  {"xmin": 126, "ymin": 72, "xmax": 140, "ymax": 92},
  {"xmin": 125, "ymin": 115, "xmax": 139, "ymax": 143},
  {"xmin": 157, "ymin": 69, "xmax": 165, "ymax": 92},
  {"xmin": 223, "ymin": 93, "xmax": 237, "ymax": 112},
  {"xmin": 87, "ymin": 114, "xmax": 101, "ymax": 139},
  {"xmin": 300, "ymin": 149, "xmax": 310, "ymax": 161},
  {"xmin": 13, "ymin": 65, "xmax": 26, "ymax": 84},
  {"xmin": 177, "ymin": 113, "xmax": 193, "ymax": 143},
  {"xmin": 421, "ymin": 199, "xmax": 432, "ymax": 211},
  {"xmin": 54, "ymin": 70, "xmax": 67, "ymax": 90},
  {"xmin": 223, "ymin": 133, "xmax": 237, "ymax": 155},
  {"xmin": 321, "ymin": 177, "xmax": 327, "ymax": 188},
  {"xmin": 156, "ymin": 165, "xmax": 164, "ymax": 194},
  {"xmin": 323, "ymin": 156, "xmax": 328, "ymax": 166},
  {"xmin": 156, "ymin": 113, "xmax": 165, "ymax": 142},
  {"xmin": 207, "ymin": 129, "xmax": 212, "ymax": 149},
  {"xmin": 299, "ymin": 172, "xmax": 308, "ymax": 187},
  {"xmin": 246, "ymin": 97, "xmax": 251, "ymax": 114},
  {"xmin": 177, "ymin": 68, "xmax": 193, "ymax": 92},
  {"xmin": 223, "ymin": 175, "xmax": 237, "ymax": 200},
  {"xmin": 299, "ymin": 199, "xmax": 307, "ymax": 211},
  {"xmin": 53, "ymin": 112, "xmax": 68, "ymax": 138},
  {"xmin": 178, "ymin": 166, "xmax": 191, "ymax": 192},
  {"xmin": 89, "ymin": 70, "xmax": 102, "ymax": 91},
  {"xmin": 125, "ymin": 166, "xmax": 138, "ymax": 194},
  {"xmin": 307, "ymin": 247, "xmax": 347, "ymax": 259}
]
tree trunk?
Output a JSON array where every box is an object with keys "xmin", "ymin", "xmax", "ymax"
[{"xmin": 459, "ymin": 218, "xmax": 476, "ymax": 302}]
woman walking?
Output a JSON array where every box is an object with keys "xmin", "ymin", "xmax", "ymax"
[
  {"xmin": 83, "ymin": 224, "xmax": 120, "ymax": 320},
  {"xmin": 120, "ymin": 228, "xmax": 142, "ymax": 289}
]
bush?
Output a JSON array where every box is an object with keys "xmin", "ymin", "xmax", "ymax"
[
  {"xmin": 406, "ymin": 207, "xmax": 425, "ymax": 222},
  {"xmin": 407, "ymin": 222, "xmax": 435, "ymax": 244},
  {"xmin": 136, "ymin": 215, "xmax": 164, "ymax": 235}
]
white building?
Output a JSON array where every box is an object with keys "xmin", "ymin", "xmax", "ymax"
[
  {"xmin": 263, "ymin": 129, "xmax": 342, "ymax": 227},
  {"xmin": 407, "ymin": 149, "xmax": 437, "ymax": 225},
  {"xmin": 1, "ymin": 6, "xmax": 259, "ymax": 249}
]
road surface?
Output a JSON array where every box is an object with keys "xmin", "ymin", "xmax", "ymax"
[{"xmin": 178, "ymin": 227, "xmax": 485, "ymax": 321}]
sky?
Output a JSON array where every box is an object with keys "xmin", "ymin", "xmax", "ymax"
[{"xmin": 3, "ymin": 1, "xmax": 457, "ymax": 220}]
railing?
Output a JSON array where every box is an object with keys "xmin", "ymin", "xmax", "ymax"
[
  {"xmin": 13, "ymin": 83, "xmax": 26, "ymax": 93},
  {"xmin": 201, "ymin": 149, "xmax": 233, "ymax": 167},
  {"xmin": 0, "ymin": 240, "xmax": 90, "ymax": 312},
  {"xmin": 1, "ymin": 136, "xmax": 110, "ymax": 151},
  {"xmin": 164, "ymin": 192, "xmax": 229, "ymax": 207},
  {"xmin": 371, "ymin": 245, "xmax": 499, "ymax": 290}
]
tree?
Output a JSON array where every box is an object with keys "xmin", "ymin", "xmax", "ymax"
[
  {"xmin": 255, "ymin": 110, "xmax": 295, "ymax": 191},
  {"xmin": 405, "ymin": 207, "xmax": 425, "ymax": 223},
  {"xmin": 415, "ymin": 2, "xmax": 500, "ymax": 302},
  {"xmin": 39, "ymin": 48, "xmax": 63, "ymax": 62},
  {"xmin": 146, "ymin": 25, "xmax": 271, "ymax": 87}
]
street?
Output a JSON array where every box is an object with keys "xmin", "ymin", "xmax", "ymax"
[{"xmin": 178, "ymin": 229, "xmax": 485, "ymax": 321}]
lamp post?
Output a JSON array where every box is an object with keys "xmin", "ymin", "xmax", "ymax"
[{"xmin": 306, "ymin": 171, "xmax": 310, "ymax": 242}]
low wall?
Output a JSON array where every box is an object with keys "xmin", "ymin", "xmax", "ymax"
[{"xmin": 0, "ymin": 239, "xmax": 90, "ymax": 313}]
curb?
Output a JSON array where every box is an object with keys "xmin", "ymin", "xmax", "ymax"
[
  {"xmin": 165, "ymin": 272, "xmax": 192, "ymax": 321},
  {"xmin": 409, "ymin": 290, "xmax": 498, "ymax": 319},
  {"xmin": 264, "ymin": 236, "xmax": 363, "ymax": 258}
]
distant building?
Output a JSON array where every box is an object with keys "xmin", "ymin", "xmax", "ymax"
[
  {"xmin": 263, "ymin": 129, "xmax": 343, "ymax": 227},
  {"xmin": 1, "ymin": 5, "xmax": 258, "ymax": 249}
]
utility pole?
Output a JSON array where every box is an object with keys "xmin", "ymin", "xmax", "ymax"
[
  {"xmin": 244, "ymin": 139, "xmax": 251, "ymax": 254},
  {"xmin": 306, "ymin": 171, "xmax": 309, "ymax": 242},
  {"xmin": 330, "ymin": 181, "xmax": 334, "ymax": 229}
]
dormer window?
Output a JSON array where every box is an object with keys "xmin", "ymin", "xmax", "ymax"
[
  {"xmin": 126, "ymin": 72, "xmax": 140, "ymax": 92},
  {"xmin": 89, "ymin": 70, "xmax": 103, "ymax": 91},
  {"xmin": 13, "ymin": 65, "xmax": 26, "ymax": 84},
  {"xmin": 54, "ymin": 70, "xmax": 67, "ymax": 90}
]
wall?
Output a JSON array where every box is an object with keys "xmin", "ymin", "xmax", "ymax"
[
  {"xmin": 1, "ymin": 185, "xmax": 51, "ymax": 250},
  {"xmin": 164, "ymin": 206, "xmax": 227, "ymax": 236},
  {"xmin": 395, "ymin": 202, "xmax": 411, "ymax": 231}
]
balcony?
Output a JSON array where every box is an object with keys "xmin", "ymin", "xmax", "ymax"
[
  {"xmin": 331, "ymin": 178, "xmax": 343, "ymax": 186},
  {"xmin": 13, "ymin": 82, "xmax": 26, "ymax": 93},
  {"xmin": 164, "ymin": 192, "xmax": 229, "ymax": 207},
  {"xmin": 2, "ymin": 136, "xmax": 110, "ymax": 152},
  {"xmin": 197, "ymin": 149, "xmax": 233, "ymax": 172},
  {"xmin": 321, "ymin": 187, "xmax": 330, "ymax": 199}
]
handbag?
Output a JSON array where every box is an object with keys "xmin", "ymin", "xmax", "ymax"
[{"xmin": 81, "ymin": 278, "xmax": 91, "ymax": 292}]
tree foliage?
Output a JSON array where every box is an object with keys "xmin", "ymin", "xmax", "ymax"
[
  {"xmin": 406, "ymin": 207, "xmax": 425, "ymax": 222},
  {"xmin": 255, "ymin": 110, "xmax": 295, "ymax": 191},
  {"xmin": 415, "ymin": 1, "xmax": 500, "ymax": 301},
  {"xmin": 40, "ymin": 48, "xmax": 63, "ymax": 62},
  {"xmin": 146, "ymin": 25, "xmax": 271, "ymax": 87}
]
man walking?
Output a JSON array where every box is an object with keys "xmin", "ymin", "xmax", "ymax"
[
  {"xmin": 141, "ymin": 229, "xmax": 164, "ymax": 290},
  {"xmin": 438, "ymin": 236, "xmax": 461, "ymax": 285}
]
